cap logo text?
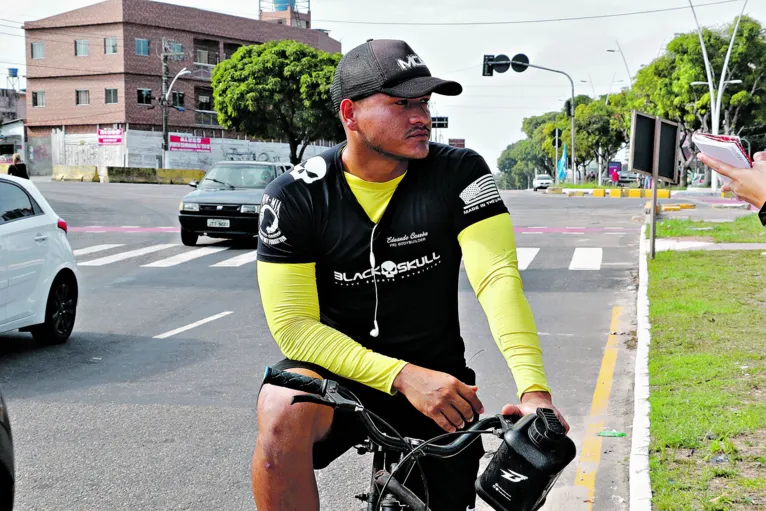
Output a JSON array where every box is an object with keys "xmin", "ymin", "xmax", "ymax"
[{"xmin": 396, "ymin": 54, "xmax": 425, "ymax": 70}]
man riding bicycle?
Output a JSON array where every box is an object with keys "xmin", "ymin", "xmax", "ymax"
[{"xmin": 254, "ymin": 39, "xmax": 569, "ymax": 511}]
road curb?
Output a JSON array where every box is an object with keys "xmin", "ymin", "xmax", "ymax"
[{"xmin": 630, "ymin": 224, "xmax": 652, "ymax": 511}]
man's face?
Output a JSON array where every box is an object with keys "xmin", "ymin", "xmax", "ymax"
[{"xmin": 351, "ymin": 93, "xmax": 432, "ymax": 160}]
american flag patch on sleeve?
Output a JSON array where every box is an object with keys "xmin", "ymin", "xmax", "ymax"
[{"xmin": 459, "ymin": 174, "xmax": 502, "ymax": 212}]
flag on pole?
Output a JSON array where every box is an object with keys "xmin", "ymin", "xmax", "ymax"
[{"xmin": 557, "ymin": 143, "xmax": 568, "ymax": 182}]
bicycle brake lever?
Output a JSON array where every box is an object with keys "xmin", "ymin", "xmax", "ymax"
[{"xmin": 291, "ymin": 394, "xmax": 335, "ymax": 408}]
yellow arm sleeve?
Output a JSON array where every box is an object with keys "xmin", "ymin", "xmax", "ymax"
[
  {"xmin": 257, "ymin": 260, "xmax": 408, "ymax": 395},
  {"xmin": 458, "ymin": 213, "xmax": 552, "ymax": 398}
]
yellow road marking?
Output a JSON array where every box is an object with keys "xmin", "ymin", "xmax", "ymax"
[{"xmin": 574, "ymin": 306, "xmax": 622, "ymax": 509}]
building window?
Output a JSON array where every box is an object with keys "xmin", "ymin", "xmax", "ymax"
[
  {"xmin": 172, "ymin": 91, "xmax": 185, "ymax": 108},
  {"xmin": 75, "ymin": 40, "xmax": 89, "ymax": 56},
  {"xmin": 137, "ymin": 88, "xmax": 152, "ymax": 105},
  {"xmin": 76, "ymin": 90, "xmax": 90, "ymax": 105},
  {"xmin": 32, "ymin": 91, "xmax": 45, "ymax": 107},
  {"xmin": 31, "ymin": 42, "xmax": 44, "ymax": 59},
  {"xmin": 197, "ymin": 94, "xmax": 212, "ymax": 111},
  {"xmin": 105, "ymin": 88, "xmax": 118, "ymax": 104},
  {"xmin": 169, "ymin": 41, "xmax": 184, "ymax": 58},
  {"xmin": 135, "ymin": 39, "xmax": 150, "ymax": 56},
  {"xmin": 104, "ymin": 37, "xmax": 118, "ymax": 54}
]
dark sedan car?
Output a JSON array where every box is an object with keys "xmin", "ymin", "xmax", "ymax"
[
  {"xmin": 178, "ymin": 161, "xmax": 293, "ymax": 246},
  {"xmin": 0, "ymin": 389, "xmax": 13, "ymax": 510}
]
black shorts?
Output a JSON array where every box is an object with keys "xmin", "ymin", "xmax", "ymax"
[{"xmin": 259, "ymin": 359, "xmax": 485, "ymax": 511}]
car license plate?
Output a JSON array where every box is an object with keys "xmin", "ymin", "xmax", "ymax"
[{"xmin": 207, "ymin": 219, "xmax": 230, "ymax": 228}]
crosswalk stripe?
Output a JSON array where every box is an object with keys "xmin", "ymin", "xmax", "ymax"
[
  {"xmin": 210, "ymin": 250, "xmax": 259, "ymax": 267},
  {"xmin": 569, "ymin": 248, "xmax": 603, "ymax": 270},
  {"xmin": 73, "ymin": 244, "xmax": 124, "ymax": 256},
  {"xmin": 79, "ymin": 244, "xmax": 177, "ymax": 266},
  {"xmin": 142, "ymin": 246, "xmax": 229, "ymax": 268},
  {"xmin": 516, "ymin": 248, "xmax": 540, "ymax": 271}
]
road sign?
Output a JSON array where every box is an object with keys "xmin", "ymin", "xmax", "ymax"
[
  {"xmin": 482, "ymin": 55, "xmax": 495, "ymax": 77},
  {"xmin": 553, "ymin": 128, "xmax": 562, "ymax": 144},
  {"xmin": 628, "ymin": 111, "xmax": 679, "ymax": 184},
  {"xmin": 511, "ymin": 53, "xmax": 530, "ymax": 73},
  {"xmin": 432, "ymin": 116, "xmax": 448, "ymax": 129},
  {"xmin": 628, "ymin": 110, "xmax": 681, "ymax": 259}
]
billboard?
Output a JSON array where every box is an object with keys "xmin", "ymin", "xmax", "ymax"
[
  {"xmin": 448, "ymin": 139, "xmax": 465, "ymax": 148},
  {"xmin": 98, "ymin": 128, "xmax": 123, "ymax": 145},
  {"xmin": 169, "ymin": 135, "xmax": 212, "ymax": 152}
]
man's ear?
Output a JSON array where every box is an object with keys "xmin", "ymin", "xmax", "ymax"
[{"xmin": 339, "ymin": 98, "xmax": 359, "ymax": 132}]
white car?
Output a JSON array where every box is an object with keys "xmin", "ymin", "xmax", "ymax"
[
  {"xmin": 0, "ymin": 175, "xmax": 79, "ymax": 344},
  {"xmin": 532, "ymin": 174, "xmax": 554, "ymax": 191}
]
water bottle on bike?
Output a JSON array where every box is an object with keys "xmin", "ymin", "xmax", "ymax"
[{"xmin": 476, "ymin": 408, "xmax": 576, "ymax": 511}]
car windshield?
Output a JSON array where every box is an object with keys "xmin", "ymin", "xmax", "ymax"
[
  {"xmin": 536, "ymin": 175, "xmax": 551, "ymax": 180},
  {"xmin": 199, "ymin": 164, "xmax": 278, "ymax": 189}
]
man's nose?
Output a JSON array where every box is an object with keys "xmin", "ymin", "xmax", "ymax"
[{"xmin": 410, "ymin": 106, "xmax": 430, "ymax": 126}]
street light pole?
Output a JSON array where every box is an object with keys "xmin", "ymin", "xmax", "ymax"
[
  {"xmin": 159, "ymin": 66, "xmax": 191, "ymax": 169},
  {"xmin": 607, "ymin": 41, "xmax": 633, "ymax": 87},
  {"xmin": 688, "ymin": 0, "xmax": 749, "ymax": 191},
  {"xmin": 514, "ymin": 60, "xmax": 577, "ymax": 184}
]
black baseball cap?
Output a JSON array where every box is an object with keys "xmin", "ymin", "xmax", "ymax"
[{"xmin": 330, "ymin": 39, "xmax": 462, "ymax": 110}]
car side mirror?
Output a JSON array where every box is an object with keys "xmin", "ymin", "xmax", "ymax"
[{"xmin": 189, "ymin": 181, "xmax": 198, "ymax": 188}]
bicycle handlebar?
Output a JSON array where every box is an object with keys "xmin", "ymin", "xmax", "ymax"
[
  {"xmin": 262, "ymin": 366, "xmax": 327, "ymax": 395},
  {"xmin": 262, "ymin": 366, "xmax": 513, "ymax": 458}
]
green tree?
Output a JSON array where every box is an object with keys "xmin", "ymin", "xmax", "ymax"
[
  {"xmin": 212, "ymin": 40, "xmax": 343, "ymax": 164},
  {"xmin": 575, "ymin": 99, "xmax": 629, "ymax": 179}
]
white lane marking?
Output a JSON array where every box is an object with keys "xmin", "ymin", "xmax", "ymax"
[
  {"xmin": 528, "ymin": 226, "xmax": 548, "ymax": 229},
  {"xmin": 79, "ymin": 244, "xmax": 177, "ymax": 266},
  {"xmin": 153, "ymin": 311, "xmax": 234, "ymax": 339},
  {"xmin": 569, "ymin": 247, "xmax": 603, "ymax": 270},
  {"xmin": 602, "ymin": 262, "xmax": 634, "ymax": 266},
  {"xmin": 517, "ymin": 248, "xmax": 540, "ymax": 271},
  {"xmin": 563, "ymin": 232, "xmax": 585, "ymax": 235},
  {"xmin": 604, "ymin": 227, "xmax": 625, "ymax": 230},
  {"xmin": 142, "ymin": 246, "xmax": 229, "ymax": 267},
  {"xmin": 210, "ymin": 250, "xmax": 259, "ymax": 267},
  {"xmin": 121, "ymin": 225, "xmax": 140, "ymax": 228},
  {"xmin": 73, "ymin": 244, "xmax": 125, "ymax": 256}
]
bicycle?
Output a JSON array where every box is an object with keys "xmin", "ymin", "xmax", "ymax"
[{"xmin": 262, "ymin": 366, "xmax": 570, "ymax": 511}]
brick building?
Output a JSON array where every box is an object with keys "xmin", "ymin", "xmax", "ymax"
[{"xmin": 23, "ymin": 0, "xmax": 341, "ymax": 140}]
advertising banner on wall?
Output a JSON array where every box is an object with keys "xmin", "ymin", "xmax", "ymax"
[
  {"xmin": 169, "ymin": 135, "xmax": 212, "ymax": 152},
  {"xmin": 98, "ymin": 128, "xmax": 123, "ymax": 145}
]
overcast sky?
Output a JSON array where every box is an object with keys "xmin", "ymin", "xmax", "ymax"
[{"xmin": 1, "ymin": 0, "xmax": 764, "ymax": 170}]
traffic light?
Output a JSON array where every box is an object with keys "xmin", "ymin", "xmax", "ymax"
[
  {"xmin": 483, "ymin": 55, "xmax": 495, "ymax": 77},
  {"xmin": 564, "ymin": 100, "xmax": 573, "ymax": 118}
]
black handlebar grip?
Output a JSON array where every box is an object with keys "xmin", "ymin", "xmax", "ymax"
[{"xmin": 262, "ymin": 366, "xmax": 326, "ymax": 395}]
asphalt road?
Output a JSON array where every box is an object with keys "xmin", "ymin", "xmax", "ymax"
[{"xmin": 1, "ymin": 182, "xmax": 644, "ymax": 511}]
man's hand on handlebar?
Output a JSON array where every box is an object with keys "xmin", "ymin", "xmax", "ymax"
[
  {"xmin": 392, "ymin": 364, "xmax": 485, "ymax": 433},
  {"xmin": 502, "ymin": 391, "xmax": 570, "ymax": 433}
]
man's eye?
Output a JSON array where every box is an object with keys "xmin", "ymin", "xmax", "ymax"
[{"xmin": 396, "ymin": 100, "xmax": 408, "ymax": 106}]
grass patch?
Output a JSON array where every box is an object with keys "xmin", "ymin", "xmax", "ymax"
[
  {"xmin": 648, "ymin": 250, "xmax": 766, "ymax": 510},
  {"xmin": 655, "ymin": 214, "xmax": 766, "ymax": 243}
]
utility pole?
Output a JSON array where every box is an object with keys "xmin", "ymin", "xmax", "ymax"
[{"xmin": 161, "ymin": 49, "xmax": 169, "ymax": 169}]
